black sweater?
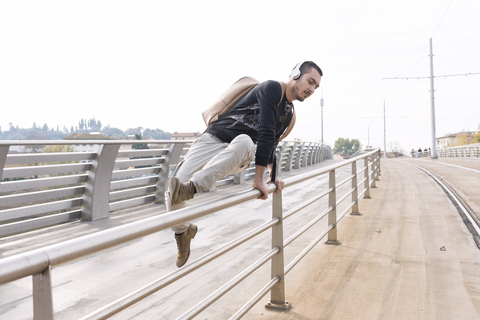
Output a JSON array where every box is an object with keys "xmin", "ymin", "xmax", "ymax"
[{"xmin": 205, "ymin": 80, "xmax": 293, "ymax": 167}]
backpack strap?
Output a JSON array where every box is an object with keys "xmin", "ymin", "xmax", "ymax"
[
  {"xmin": 278, "ymin": 81, "xmax": 286, "ymax": 107},
  {"xmin": 279, "ymin": 109, "xmax": 295, "ymax": 141},
  {"xmin": 277, "ymin": 81, "xmax": 295, "ymax": 141}
]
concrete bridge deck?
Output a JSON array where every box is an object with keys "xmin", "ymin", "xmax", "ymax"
[
  {"xmin": 246, "ymin": 158, "xmax": 480, "ymax": 320},
  {"xmin": 1, "ymin": 158, "xmax": 480, "ymax": 319}
]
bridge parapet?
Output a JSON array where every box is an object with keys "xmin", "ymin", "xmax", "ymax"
[{"xmin": 412, "ymin": 144, "xmax": 480, "ymax": 158}]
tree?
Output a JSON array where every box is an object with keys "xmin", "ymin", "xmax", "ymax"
[
  {"xmin": 474, "ymin": 124, "xmax": 480, "ymax": 143},
  {"xmin": 25, "ymin": 133, "xmax": 45, "ymax": 153},
  {"xmin": 455, "ymin": 132, "xmax": 474, "ymax": 146},
  {"xmin": 132, "ymin": 134, "xmax": 149, "ymax": 149},
  {"xmin": 333, "ymin": 138, "xmax": 362, "ymax": 155}
]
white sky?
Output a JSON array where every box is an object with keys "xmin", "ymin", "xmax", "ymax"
[{"xmin": 1, "ymin": 0, "xmax": 479, "ymax": 152}]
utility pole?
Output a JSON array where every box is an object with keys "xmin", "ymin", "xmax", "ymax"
[
  {"xmin": 382, "ymin": 38, "xmax": 479, "ymax": 159},
  {"xmin": 384, "ymin": 101, "xmax": 387, "ymax": 159},
  {"xmin": 362, "ymin": 103, "xmax": 406, "ymax": 158},
  {"xmin": 429, "ymin": 38, "xmax": 438, "ymax": 158},
  {"xmin": 320, "ymin": 94, "xmax": 324, "ymax": 144}
]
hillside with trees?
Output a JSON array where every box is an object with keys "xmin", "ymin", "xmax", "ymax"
[{"xmin": 0, "ymin": 118, "xmax": 171, "ymax": 140}]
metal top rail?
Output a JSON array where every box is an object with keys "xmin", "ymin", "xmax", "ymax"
[{"xmin": 0, "ymin": 139, "xmax": 195, "ymax": 146}]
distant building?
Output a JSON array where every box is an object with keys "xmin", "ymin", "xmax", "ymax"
[
  {"xmin": 436, "ymin": 131, "xmax": 475, "ymax": 149},
  {"xmin": 171, "ymin": 132, "xmax": 201, "ymax": 141}
]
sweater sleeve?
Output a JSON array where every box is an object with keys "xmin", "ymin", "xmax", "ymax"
[{"xmin": 255, "ymin": 81, "xmax": 283, "ymax": 167}]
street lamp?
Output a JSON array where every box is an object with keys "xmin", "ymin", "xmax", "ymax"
[{"xmin": 320, "ymin": 96, "xmax": 324, "ymax": 144}]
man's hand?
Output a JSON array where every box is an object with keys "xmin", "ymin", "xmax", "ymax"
[
  {"xmin": 253, "ymin": 177, "xmax": 269, "ymax": 200},
  {"xmin": 253, "ymin": 164, "xmax": 284, "ymax": 200},
  {"xmin": 267, "ymin": 163, "xmax": 284, "ymax": 194},
  {"xmin": 253, "ymin": 165, "xmax": 269, "ymax": 200},
  {"xmin": 268, "ymin": 175, "xmax": 284, "ymax": 194}
]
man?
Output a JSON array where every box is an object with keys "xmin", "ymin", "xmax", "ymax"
[{"xmin": 166, "ymin": 61, "xmax": 323, "ymax": 267}]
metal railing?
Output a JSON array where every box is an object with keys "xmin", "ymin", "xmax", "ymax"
[
  {"xmin": 436, "ymin": 143, "xmax": 480, "ymax": 158},
  {"xmin": 0, "ymin": 148, "xmax": 380, "ymax": 319},
  {"xmin": 0, "ymin": 140, "xmax": 332, "ymax": 236}
]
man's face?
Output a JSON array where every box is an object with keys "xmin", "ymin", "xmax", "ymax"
[{"xmin": 292, "ymin": 69, "xmax": 322, "ymax": 102}]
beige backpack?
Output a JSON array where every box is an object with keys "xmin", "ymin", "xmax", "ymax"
[{"xmin": 201, "ymin": 77, "xmax": 296, "ymax": 141}]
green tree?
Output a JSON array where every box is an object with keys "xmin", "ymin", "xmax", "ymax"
[
  {"xmin": 132, "ymin": 134, "xmax": 149, "ymax": 149},
  {"xmin": 333, "ymin": 138, "xmax": 362, "ymax": 155}
]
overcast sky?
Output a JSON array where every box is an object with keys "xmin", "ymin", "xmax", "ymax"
[{"xmin": 1, "ymin": 0, "xmax": 479, "ymax": 152}]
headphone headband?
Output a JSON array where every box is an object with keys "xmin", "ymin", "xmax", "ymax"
[{"xmin": 290, "ymin": 61, "xmax": 306, "ymax": 80}]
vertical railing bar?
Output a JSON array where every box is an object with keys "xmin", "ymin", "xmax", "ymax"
[
  {"xmin": 265, "ymin": 191, "xmax": 291, "ymax": 310},
  {"xmin": 154, "ymin": 142, "xmax": 185, "ymax": 203},
  {"xmin": 32, "ymin": 265, "xmax": 54, "ymax": 320},
  {"xmin": 325, "ymin": 169, "xmax": 340, "ymax": 245},
  {"xmin": 363, "ymin": 157, "xmax": 371, "ymax": 199},
  {"xmin": 81, "ymin": 144, "xmax": 121, "ymax": 221},
  {"xmin": 0, "ymin": 145, "xmax": 9, "ymax": 184},
  {"xmin": 370, "ymin": 156, "xmax": 377, "ymax": 188},
  {"xmin": 351, "ymin": 160, "xmax": 360, "ymax": 215}
]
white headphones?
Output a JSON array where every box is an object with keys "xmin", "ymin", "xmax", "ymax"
[{"xmin": 290, "ymin": 61, "xmax": 306, "ymax": 80}]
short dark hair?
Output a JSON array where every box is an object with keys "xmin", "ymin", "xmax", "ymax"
[{"xmin": 299, "ymin": 61, "xmax": 323, "ymax": 77}]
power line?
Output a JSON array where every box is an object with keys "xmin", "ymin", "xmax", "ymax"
[
  {"xmin": 382, "ymin": 72, "xmax": 480, "ymax": 80},
  {"xmin": 431, "ymin": 0, "xmax": 455, "ymax": 38}
]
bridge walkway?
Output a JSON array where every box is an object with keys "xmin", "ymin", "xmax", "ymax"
[{"xmin": 245, "ymin": 158, "xmax": 480, "ymax": 320}]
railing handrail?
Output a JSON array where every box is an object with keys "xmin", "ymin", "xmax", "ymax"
[{"xmin": 0, "ymin": 139, "xmax": 195, "ymax": 146}]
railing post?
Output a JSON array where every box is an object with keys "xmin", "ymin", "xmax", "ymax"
[
  {"xmin": 294, "ymin": 143, "xmax": 304, "ymax": 169},
  {"xmin": 265, "ymin": 191, "xmax": 291, "ymax": 310},
  {"xmin": 302, "ymin": 143, "xmax": 310, "ymax": 167},
  {"xmin": 155, "ymin": 142, "xmax": 185, "ymax": 203},
  {"xmin": 307, "ymin": 143, "xmax": 313, "ymax": 166},
  {"xmin": 363, "ymin": 157, "xmax": 371, "ymax": 199},
  {"xmin": 233, "ymin": 170, "xmax": 246, "ymax": 184},
  {"xmin": 377, "ymin": 149, "xmax": 381, "ymax": 176},
  {"xmin": 325, "ymin": 169, "xmax": 340, "ymax": 245},
  {"xmin": 375, "ymin": 153, "xmax": 380, "ymax": 181},
  {"xmin": 275, "ymin": 144, "xmax": 283, "ymax": 172},
  {"xmin": 284, "ymin": 142, "xmax": 295, "ymax": 172},
  {"xmin": 370, "ymin": 156, "xmax": 377, "ymax": 188},
  {"xmin": 319, "ymin": 145, "xmax": 325, "ymax": 162},
  {"xmin": 351, "ymin": 161, "xmax": 361, "ymax": 215},
  {"xmin": 33, "ymin": 265, "xmax": 54, "ymax": 320},
  {"xmin": 0, "ymin": 145, "xmax": 9, "ymax": 185},
  {"xmin": 81, "ymin": 144, "xmax": 120, "ymax": 221}
]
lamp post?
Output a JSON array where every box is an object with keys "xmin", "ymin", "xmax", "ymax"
[{"xmin": 320, "ymin": 96, "xmax": 324, "ymax": 144}]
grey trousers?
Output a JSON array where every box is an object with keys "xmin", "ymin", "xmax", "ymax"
[{"xmin": 166, "ymin": 133, "xmax": 255, "ymax": 233}]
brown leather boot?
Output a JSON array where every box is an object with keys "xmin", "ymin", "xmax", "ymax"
[
  {"xmin": 175, "ymin": 223, "xmax": 198, "ymax": 267},
  {"xmin": 168, "ymin": 177, "xmax": 196, "ymax": 205}
]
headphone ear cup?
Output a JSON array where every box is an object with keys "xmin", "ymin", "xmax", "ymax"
[
  {"xmin": 290, "ymin": 61, "xmax": 305, "ymax": 80},
  {"xmin": 291, "ymin": 69, "xmax": 300, "ymax": 80}
]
